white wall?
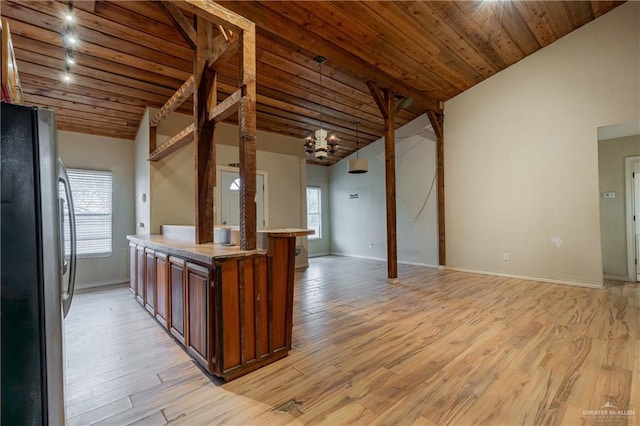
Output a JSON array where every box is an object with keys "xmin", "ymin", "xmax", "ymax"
[
  {"xmin": 444, "ymin": 2, "xmax": 640, "ymax": 287},
  {"xmin": 58, "ymin": 131, "xmax": 134, "ymax": 288},
  {"xmin": 329, "ymin": 114, "xmax": 439, "ymax": 267},
  {"xmin": 598, "ymin": 134, "xmax": 640, "ymax": 280},
  {"xmin": 307, "ymin": 165, "xmax": 331, "ymax": 256}
]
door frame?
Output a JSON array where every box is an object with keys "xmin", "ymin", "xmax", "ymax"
[
  {"xmin": 624, "ymin": 156, "xmax": 640, "ymax": 282},
  {"xmin": 215, "ymin": 165, "xmax": 269, "ymax": 227}
]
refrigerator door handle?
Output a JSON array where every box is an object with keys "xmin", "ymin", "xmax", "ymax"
[
  {"xmin": 58, "ymin": 159, "xmax": 77, "ymax": 318},
  {"xmin": 58, "ymin": 198, "xmax": 68, "ymax": 275}
]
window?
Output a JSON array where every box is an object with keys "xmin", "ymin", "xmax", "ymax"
[
  {"xmin": 229, "ymin": 177, "xmax": 241, "ymax": 191},
  {"xmin": 306, "ymin": 187, "xmax": 321, "ymax": 240},
  {"xmin": 60, "ymin": 169, "xmax": 112, "ymax": 257}
]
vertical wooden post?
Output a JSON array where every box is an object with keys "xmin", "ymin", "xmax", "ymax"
[
  {"xmin": 149, "ymin": 125, "xmax": 157, "ymax": 154},
  {"xmin": 238, "ymin": 24, "xmax": 257, "ymax": 250},
  {"xmin": 427, "ymin": 108, "xmax": 445, "ymax": 266},
  {"xmin": 383, "ymin": 88, "xmax": 398, "ymax": 281},
  {"xmin": 194, "ymin": 16, "xmax": 216, "ymax": 244}
]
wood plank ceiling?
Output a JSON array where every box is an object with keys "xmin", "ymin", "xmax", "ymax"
[{"xmin": 2, "ymin": 0, "xmax": 624, "ymax": 165}]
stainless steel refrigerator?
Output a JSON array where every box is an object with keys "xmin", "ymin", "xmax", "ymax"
[{"xmin": 1, "ymin": 103, "xmax": 77, "ymax": 425}]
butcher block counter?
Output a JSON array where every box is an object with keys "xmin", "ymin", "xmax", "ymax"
[{"xmin": 127, "ymin": 228, "xmax": 313, "ymax": 381}]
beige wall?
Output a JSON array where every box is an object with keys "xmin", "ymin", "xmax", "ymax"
[
  {"xmin": 150, "ymin": 109, "xmax": 194, "ymax": 233},
  {"xmin": 134, "ymin": 109, "xmax": 151, "ymax": 235},
  {"xmin": 444, "ymin": 2, "xmax": 639, "ymax": 286},
  {"xmin": 598, "ymin": 134, "xmax": 640, "ymax": 279},
  {"xmin": 58, "ymin": 131, "xmax": 134, "ymax": 288}
]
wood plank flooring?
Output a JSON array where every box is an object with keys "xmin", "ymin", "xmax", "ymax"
[{"xmin": 64, "ymin": 256, "xmax": 640, "ymax": 425}]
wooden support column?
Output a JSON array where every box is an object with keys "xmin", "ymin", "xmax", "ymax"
[
  {"xmin": 194, "ymin": 16, "xmax": 216, "ymax": 244},
  {"xmin": 427, "ymin": 107, "xmax": 445, "ymax": 266},
  {"xmin": 238, "ymin": 24, "xmax": 257, "ymax": 250},
  {"xmin": 368, "ymin": 82, "xmax": 398, "ymax": 281},
  {"xmin": 383, "ymin": 88, "xmax": 398, "ymax": 281}
]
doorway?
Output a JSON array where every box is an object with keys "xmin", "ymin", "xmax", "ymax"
[
  {"xmin": 215, "ymin": 166, "xmax": 268, "ymax": 227},
  {"xmin": 598, "ymin": 122, "xmax": 640, "ymax": 283},
  {"xmin": 625, "ymin": 156, "xmax": 640, "ymax": 282}
]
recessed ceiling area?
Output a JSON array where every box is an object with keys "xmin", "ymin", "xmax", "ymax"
[{"xmin": 2, "ymin": 0, "xmax": 624, "ymax": 165}]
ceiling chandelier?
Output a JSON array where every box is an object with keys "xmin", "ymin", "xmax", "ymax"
[{"xmin": 304, "ymin": 56, "xmax": 339, "ymax": 161}]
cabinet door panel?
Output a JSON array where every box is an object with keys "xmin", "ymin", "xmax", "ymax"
[
  {"xmin": 128, "ymin": 243, "xmax": 136, "ymax": 295},
  {"xmin": 270, "ymin": 238, "xmax": 290, "ymax": 350},
  {"xmin": 169, "ymin": 258, "xmax": 186, "ymax": 344},
  {"xmin": 255, "ymin": 256, "xmax": 269, "ymax": 357},
  {"xmin": 242, "ymin": 258, "xmax": 256, "ymax": 362},
  {"xmin": 145, "ymin": 249, "xmax": 155, "ymax": 315},
  {"xmin": 136, "ymin": 246, "xmax": 145, "ymax": 305},
  {"xmin": 155, "ymin": 253, "xmax": 169, "ymax": 328},
  {"xmin": 221, "ymin": 260, "xmax": 241, "ymax": 371},
  {"xmin": 187, "ymin": 262, "xmax": 210, "ymax": 370}
]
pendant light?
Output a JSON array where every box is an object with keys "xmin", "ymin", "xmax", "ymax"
[
  {"xmin": 348, "ymin": 122, "xmax": 368, "ymax": 174},
  {"xmin": 303, "ymin": 56, "xmax": 340, "ymax": 161}
]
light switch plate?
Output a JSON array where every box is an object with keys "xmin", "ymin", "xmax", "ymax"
[{"xmin": 604, "ymin": 192, "xmax": 616, "ymax": 199}]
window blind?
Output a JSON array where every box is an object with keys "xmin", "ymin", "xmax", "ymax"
[{"xmin": 60, "ymin": 169, "xmax": 113, "ymax": 256}]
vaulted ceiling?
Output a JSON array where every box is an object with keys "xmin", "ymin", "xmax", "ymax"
[{"xmin": 2, "ymin": 1, "xmax": 624, "ymax": 165}]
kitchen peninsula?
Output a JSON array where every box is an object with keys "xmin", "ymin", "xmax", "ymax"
[{"xmin": 127, "ymin": 227, "xmax": 312, "ymax": 381}]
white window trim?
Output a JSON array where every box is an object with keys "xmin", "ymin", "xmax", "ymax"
[
  {"xmin": 61, "ymin": 168, "xmax": 113, "ymax": 258},
  {"xmin": 307, "ymin": 186, "xmax": 322, "ymax": 240}
]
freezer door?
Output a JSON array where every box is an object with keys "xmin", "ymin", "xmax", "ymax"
[
  {"xmin": 1, "ymin": 103, "xmax": 67, "ymax": 426},
  {"xmin": 1, "ymin": 103, "xmax": 49, "ymax": 424},
  {"xmin": 37, "ymin": 107, "xmax": 66, "ymax": 425}
]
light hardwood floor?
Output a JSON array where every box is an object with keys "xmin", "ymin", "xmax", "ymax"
[{"xmin": 64, "ymin": 256, "xmax": 640, "ymax": 425}]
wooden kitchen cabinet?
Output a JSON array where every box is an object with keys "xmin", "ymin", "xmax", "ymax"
[
  {"xmin": 135, "ymin": 245, "xmax": 145, "ymax": 306},
  {"xmin": 187, "ymin": 262, "xmax": 213, "ymax": 372},
  {"xmin": 128, "ymin": 242, "xmax": 136, "ymax": 295},
  {"xmin": 144, "ymin": 249, "xmax": 155, "ymax": 315},
  {"xmin": 169, "ymin": 257, "xmax": 187, "ymax": 345},
  {"xmin": 155, "ymin": 252, "xmax": 169, "ymax": 329},
  {"xmin": 127, "ymin": 230, "xmax": 310, "ymax": 381}
]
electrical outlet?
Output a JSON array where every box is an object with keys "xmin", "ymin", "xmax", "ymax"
[{"xmin": 503, "ymin": 252, "xmax": 510, "ymax": 261}]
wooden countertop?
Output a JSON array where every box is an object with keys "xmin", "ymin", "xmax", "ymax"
[
  {"xmin": 127, "ymin": 235, "xmax": 259, "ymax": 265},
  {"xmin": 127, "ymin": 228, "xmax": 313, "ymax": 265},
  {"xmin": 257, "ymin": 229, "xmax": 315, "ymax": 237}
]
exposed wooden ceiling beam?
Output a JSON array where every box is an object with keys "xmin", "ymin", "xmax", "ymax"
[
  {"xmin": 209, "ymin": 88, "xmax": 241, "ymax": 122},
  {"xmin": 157, "ymin": 1, "xmax": 197, "ymax": 49},
  {"xmin": 208, "ymin": 30, "xmax": 239, "ymax": 68},
  {"xmin": 149, "ymin": 123, "xmax": 195, "ymax": 161},
  {"xmin": 367, "ymin": 81, "xmax": 389, "ymax": 120},
  {"xmin": 176, "ymin": 0, "xmax": 254, "ymax": 33},
  {"xmin": 150, "ymin": 75, "xmax": 195, "ymax": 127}
]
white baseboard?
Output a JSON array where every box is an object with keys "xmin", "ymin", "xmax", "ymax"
[
  {"xmin": 76, "ymin": 278, "xmax": 129, "ymax": 290},
  {"xmin": 445, "ymin": 266, "xmax": 603, "ymax": 289},
  {"xmin": 398, "ymin": 259, "xmax": 440, "ymax": 269},
  {"xmin": 308, "ymin": 252, "xmax": 331, "ymax": 258},
  {"xmin": 330, "ymin": 252, "xmax": 439, "ymax": 269},
  {"xmin": 603, "ymin": 274, "xmax": 632, "ymax": 282}
]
